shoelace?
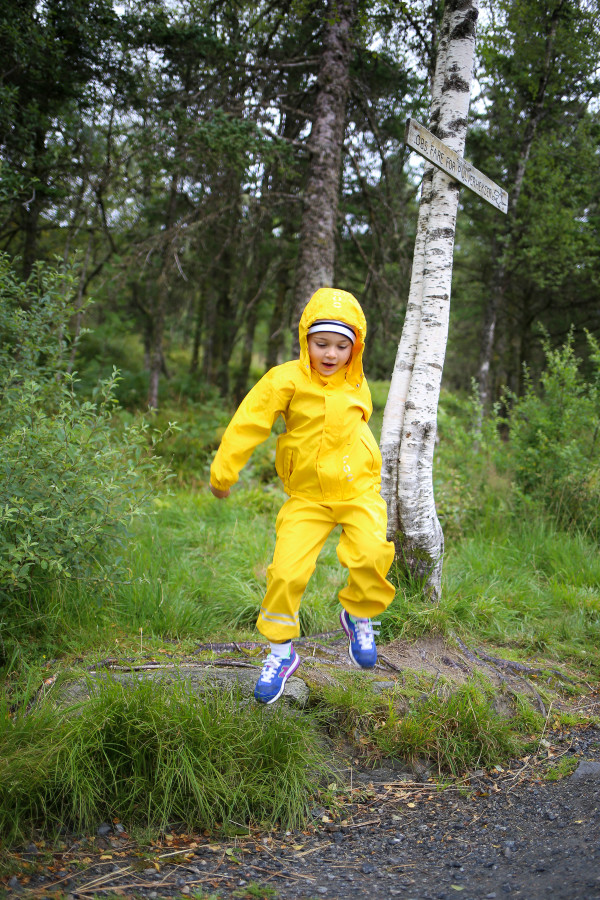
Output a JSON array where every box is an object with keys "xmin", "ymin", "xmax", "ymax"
[
  {"xmin": 353, "ymin": 619, "xmax": 381, "ymax": 650},
  {"xmin": 259, "ymin": 653, "xmax": 286, "ymax": 684}
]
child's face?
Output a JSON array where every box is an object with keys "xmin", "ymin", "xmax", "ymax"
[{"xmin": 307, "ymin": 332, "xmax": 353, "ymax": 377}]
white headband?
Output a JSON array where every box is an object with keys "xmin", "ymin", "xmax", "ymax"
[{"xmin": 307, "ymin": 320, "xmax": 356, "ymax": 343}]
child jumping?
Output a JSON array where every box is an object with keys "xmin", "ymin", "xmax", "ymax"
[{"xmin": 209, "ymin": 287, "xmax": 396, "ymax": 704}]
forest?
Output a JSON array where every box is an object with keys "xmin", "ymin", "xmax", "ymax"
[
  {"xmin": 2, "ymin": 0, "xmax": 599, "ymax": 407},
  {"xmin": 1, "ymin": 0, "xmax": 600, "ymax": 850}
]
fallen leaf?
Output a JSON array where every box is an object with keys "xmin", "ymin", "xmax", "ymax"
[
  {"xmin": 407, "ymin": 802, "xmax": 416, "ymax": 809},
  {"xmin": 451, "ymin": 887, "xmax": 465, "ymax": 892}
]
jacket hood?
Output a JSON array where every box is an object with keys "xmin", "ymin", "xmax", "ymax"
[{"xmin": 298, "ymin": 287, "xmax": 367, "ymax": 387}]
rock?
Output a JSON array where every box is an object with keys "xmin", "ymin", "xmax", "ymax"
[
  {"xmin": 362, "ymin": 863, "xmax": 376, "ymax": 874},
  {"xmin": 371, "ymin": 681, "xmax": 396, "ymax": 694},
  {"xmin": 114, "ymin": 823, "xmax": 125, "ymax": 834},
  {"xmin": 8, "ymin": 876, "xmax": 21, "ymax": 889},
  {"xmin": 572, "ymin": 761, "xmax": 600, "ymax": 779},
  {"xmin": 97, "ymin": 823, "xmax": 112, "ymax": 836},
  {"xmin": 50, "ymin": 665, "xmax": 309, "ymax": 709}
]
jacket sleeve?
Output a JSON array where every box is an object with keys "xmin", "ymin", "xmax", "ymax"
[{"xmin": 210, "ymin": 367, "xmax": 292, "ymax": 492}]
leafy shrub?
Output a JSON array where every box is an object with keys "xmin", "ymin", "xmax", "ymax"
[
  {"xmin": 0, "ymin": 256, "xmax": 168, "ymax": 609},
  {"xmin": 434, "ymin": 386, "xmax": 508, "ymax": 539},
  {"xmin": 504, "ymin": 332, "xmax": 600, "ymax": 536}
]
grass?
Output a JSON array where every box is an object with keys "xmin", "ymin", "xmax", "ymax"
[
  {"xmin": 109, "ymin": 486, "xmax": 346, "ymax": 640},
  {"xmin": 308, "ymin": 672, "xmax": 547, "ymax": 775},
  {"xmin": 372, "ymin": 682, "xmax": 529, "ymax": 775},
  {"xmin": 0, "ymin": 678, "xmax": 331, "ymax": 843},
  {"xmin": 2, "ymin": 380, "xmax": 600, "ymax": 841},
  {"xmin": 543, "ymin": 756, "xmax": 579, "ymax": 781},
  {"xmin": 378, "ymin": 514, "xmax": 600, "ymax": 672}
]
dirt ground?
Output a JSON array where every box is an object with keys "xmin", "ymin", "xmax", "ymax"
[{"xmin": 3, "ymin": 637, "xmax": 600, "ymax": 900}]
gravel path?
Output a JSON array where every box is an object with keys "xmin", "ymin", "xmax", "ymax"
[{"xmin": 4, "ymin": 728, "xmax": 599, "ymax": 900}]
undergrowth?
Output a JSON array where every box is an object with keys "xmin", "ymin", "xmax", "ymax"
[
  {"xmin": 310, "ymin": 673, "xmax": 544, "ymax": 775},
  {"xmin": 0, "ymin": 679, "xmax": 329, "ymax": 843}
]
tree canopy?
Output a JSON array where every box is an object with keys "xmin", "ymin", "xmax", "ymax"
[{"xmin": 1, "ymin": 0, "xmax": 598, "ymax": 407}]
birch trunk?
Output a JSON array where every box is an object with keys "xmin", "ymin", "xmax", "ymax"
[
  {"xmin": 291, "ymin": 0, "xmax": 355, "ymax": 337},
  {"xmin": 380, "ymin": 17, "xmax": 450, "ymax": 530},
  {"xmin": 380, "ymin": 0, "xmax": 479, "ymax": 599}
]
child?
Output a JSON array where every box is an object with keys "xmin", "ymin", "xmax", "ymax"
[{"xmin": 210, "ymin": 287, "xmax": 395, "ymax": 703}]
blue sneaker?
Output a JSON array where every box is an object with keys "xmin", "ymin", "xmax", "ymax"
[
  {"xmin": 254, "ymin": 647, "xmax": 301, "ymax": 704},
  {"xmin": 340, "ymin": 610, "xmax": 379, "ymax": 669}
]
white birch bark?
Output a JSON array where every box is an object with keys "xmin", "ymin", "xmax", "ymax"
[
  {"xmin": 380, "ymin": 17, "xmax": 451, "ymax": 530},
  {"xmin": 380, "ymin": 0, "xmax": 479, "ymax": 599}
]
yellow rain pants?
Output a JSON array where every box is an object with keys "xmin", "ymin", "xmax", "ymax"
[{"xmin": 257, "ymin": 492, "xmax": 395, "ymax": 642}]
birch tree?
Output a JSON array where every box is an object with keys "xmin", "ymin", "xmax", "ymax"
[{"xmin": 380, "ymin": 0, "xmax": 479, "ymax": 599}]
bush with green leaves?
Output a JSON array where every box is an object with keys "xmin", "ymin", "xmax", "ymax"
[
  {"xmin": 504, "ymin": 332, "xmax": 600, "ymax": 536},
  {"xmin": 0, "ymin": 255, "xmax": 168, "ymax": 609}
]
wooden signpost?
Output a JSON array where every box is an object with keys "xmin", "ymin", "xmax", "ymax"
[{"xmin": 405, "ymin": 117, "xmax": 509, "ymax": 215}]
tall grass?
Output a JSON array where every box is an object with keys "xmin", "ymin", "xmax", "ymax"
[
  {"xmin": 111, "ymin": 487, "xmax": 345, "ymax": 638},
  {"xmin": 0, "ymin": 679, "xmax": 330, "ymax": 843},
  {"xmin": 373, "ymin": 683, "xmax": 528, "ymax": 774},
  {"xmin": 380, "ymin": 513, "xmax": 600, "ymax": 669}
]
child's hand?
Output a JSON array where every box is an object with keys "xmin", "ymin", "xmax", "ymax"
[{"xmin": 210, "ymin": 484, "xmax": 230, "ymax": 499}]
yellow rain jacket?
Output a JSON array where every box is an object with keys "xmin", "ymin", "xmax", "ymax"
[
  {"xmin": 210, "ymin": 287, "xmax": 395, "ymax": 641},
  {"xmin": 210, "ymin": 288, "xmax": 382, "ymax": 501}
]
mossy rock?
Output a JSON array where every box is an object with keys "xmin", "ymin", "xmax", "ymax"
[{"xmin": 49, "ymin": 664, "xmax": 310, "ymax": 709}]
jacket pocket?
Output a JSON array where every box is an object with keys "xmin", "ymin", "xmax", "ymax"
[
  {"xmin": 341, "ymin": 431, "xmax": 381, "ymax": 498},
  {"xmin": 276, "ymin": 445, "xmax": 295, "ymax": 492},
  {"xmin": 359, "ymin": 432, "xmax": 381, "ymax": 475}
]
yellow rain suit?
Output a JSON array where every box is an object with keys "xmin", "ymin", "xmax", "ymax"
[{"xmin": 210, "ymin": 287, "xmax": 395, "ymax": 641}]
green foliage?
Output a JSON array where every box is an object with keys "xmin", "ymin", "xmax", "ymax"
[
  {"xmin": 109, "ymin": 488, "xmax": 343, "ymax": 640},
  {"xmin": 310, "ymin": 671, "xmax": 387, "ymax": 738},
  {"xmin": 435, "ymin": 386, "xmax": 508, "ymax": 540},
  {"xmin": 0, "ymin": 256, "xmax": 169, "ymax": 653},
  {"xmin": 0, "ymin": 679, "xmax": 328, "ymax": 842},
  {"xmin": 373, "ymin": 683, "xmax": 523, "ymax": 775},
  {"xmin": 504, "ymin": 332, "xmax": 600, "ymax": 536}
]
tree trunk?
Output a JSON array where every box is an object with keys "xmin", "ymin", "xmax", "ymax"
[
  {"xmin": 380, "ymin": 0, "xmax": 479, "ymax": 600},
  {"xmin": 233, "ymin": 301, "xmax": 259, "ymax": 404},
  {"xmin": 380, "ymin": 15, "xmax": 451, "ymax": 533},
  {"xmin": 291, "ymin": 0, "xmax": 355, "ymax": 340},
  {"xmin": 189, "ymin": 290, "xmax": 205, "ymax": 375},
  {"xmin": 21, "ymin": 130, "xmax": 46, "ymax": 280},
  {"xmin": 266, "ymin": 275, "xmax": 289, "ymax": 370}
]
